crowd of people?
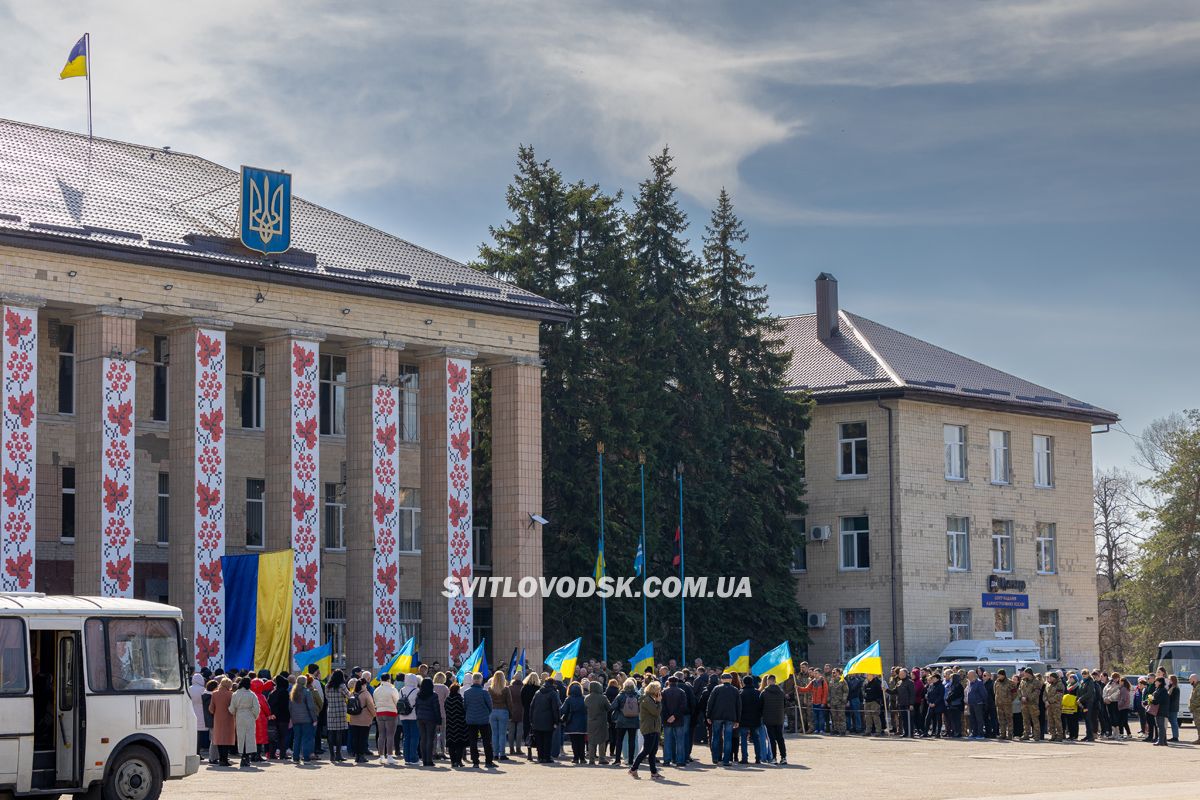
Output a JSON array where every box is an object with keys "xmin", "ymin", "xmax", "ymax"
[{"xmin": 188, "ymin": 656, "xmax": 1200, "ymax": 778}]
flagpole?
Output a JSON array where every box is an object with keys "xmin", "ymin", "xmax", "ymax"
[
  {"xmin": 85, "ymin": 32, "xmax": 92, "ymax": 139},
  {"xmin": 598, "ymin": 442, "xmax": 607, "ymax": 664},
  {"xmin": 676, "ymin": 462, "xmax": 686, "ymax": 667},
  {"xmin": 639, "ymin": 452, "xmax": 647, "ymax": 646}
]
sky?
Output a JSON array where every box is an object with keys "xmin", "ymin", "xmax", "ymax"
[{"xmin": 2, "ymin": 0, "xmax": 1197, "ymax": 473}]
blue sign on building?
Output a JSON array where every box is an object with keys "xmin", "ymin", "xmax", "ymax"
[
  {"xmin": 982, "ymin": 592, "xmax": 1029, "ymax": 609},
  {"xmin": 239, "ymin": 166, "xmax": 291, "ymax": 255}
]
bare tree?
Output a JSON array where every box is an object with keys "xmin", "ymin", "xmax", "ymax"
[{"xmin": 1094, "ymin": 467, "xmax": 1140, "ymax": 667}]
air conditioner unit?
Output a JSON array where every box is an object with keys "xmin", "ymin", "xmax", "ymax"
[
  {"xmin": 809, "ymin": 525, "xmax": 832, "ymax": 542},
  {"xmin": 807, "ymin": 612, "xmax": 828, "ymax": 629}
]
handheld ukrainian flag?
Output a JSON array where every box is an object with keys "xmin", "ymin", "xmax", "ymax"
[
  {"xmin": 294, "ymin": 641, "xmax": 333, "ymax": 678},
  {"xmin": 751, "ymin": 640, "xmax": 795, "ymax": 684},
  {"xmin": 59, "ymin": 35, "xmax": 88, "ymax": 79},
  {"xmin": 373, "ymin": 637, "xmax": 416, "ymax": 685},
  {"xmin": 508, "ymin": 648, "xmax": 527, "ymax": 680},
  {"xmin": 630, "ymin": 641, "xmax": 654, "ymax": 675},
  {"xmin": 593, "ymin": 547, "xmax": 606, "ymax": 581},
  {"xmin": 727, "ymin": 639, "xmax": 751, "ymax": 674},
  {"xmin": 544, "ymin": 637, "xmax": 581, "ymax": 681},
  {"xmin": 456, "ymin": 640, "xmax": 487, "ymax": 684},
  {"xmin": 843, "ymin": 640, "xmax": 883, "ymax": 677},
  {"xmin": 221, "ymin": 549, "xmax": 293, "ymax": 676},
  {"xmin": 633, "ymin": 541, "xmax": 645, "ymax": 577}
]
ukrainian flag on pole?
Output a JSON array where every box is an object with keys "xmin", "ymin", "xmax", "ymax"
[
  {"xmin": 593, "ymin": 548, "xmax": 606, "ymax": 581},
  {"xmin": 59, "ymin": 35, "xmax": 88, "ymax": 79},
  {"xmin": 843, "ymin": 640, "xmax": 883, "ymax": 677},
  {"xmin": 294, "ymin": 641, "xmax": 333, "ymax": 678},
  {"xmin": 727, "ymin": 639, "xmax": 751, "ymax": 673},
  {"xmin": 630, "ymin": 642, "xmax": 654, "ymax": 674},
  {"xmin": 544, "ymin": 637, "xmax": 581, "ymax": 681},
  {"xmin": 456, "ymin": 640, "xmax": 487, "ymax": 684},
  {"xmin": 751, "ymin": 641, "xmax": 795, "ymax": 683},
  {"xmin": 374, "ymin": 636, "xmax": 416, "ymax": 685}
]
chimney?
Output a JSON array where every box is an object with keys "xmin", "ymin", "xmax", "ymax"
[{"xmin": 816, "ymin": 272, "xmax": 839, "ymax": 341}]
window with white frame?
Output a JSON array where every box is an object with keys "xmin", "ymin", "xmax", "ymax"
[
  {"xmin": 60, "ymin": 467, "xmax": 76, "ymax": 541},
  {"xmin": 994, "ymin": 607, "xmax": 1015, "ymax": 638},
  {"xmin": 319, "ymin": 354, "xmax": 347, "ymax": 436},
  {"xmin": 398, "ymin": 600, "xmax": 421, "ymax": 646},
  {"xmin": 157, "ymin": 473, "xmax": 170, "ymax": 545},
  {"xmin": 1036, "ymin": 522, "xmax": 1057, "ymax": 574},
  {"xmin": 840, "ymin": 516, "xmax": 870, "ymax": 570},
  {"xmin": 399, "ymin": 488, "xmax": 421, "ymax": 552},
  {"xmin": 240, "ymin": 346, "xmax": 266, "ymax": 430},
  {"xmin": 1038, "ymin": 609, "xmax": 1060, "ymax": 661},
  {"xmin": 398, "ymin": 365, "xmax": 420, "ymax": 442},
  {"xmin": 324, "ymin": 598, "xmax": 347, "ymax": 669},
  {"xmin": 989, "ymin": 429, "xmax": 1011, "ymax": 484},
  {"xmin": 838, "ymin": 422, "xmax": 868, "ymax": 478},
  {"xmin": 947, "ymin": 516, "xmax": 970, "ymax": 571},
  {"xmin": 991, "ymin": 519, "xmax": 1013, "ymax": 573},
  {"xmin": 840, "ymin": 608, "xmax": 872, "ymax": 661},
  {"xmin": 245, "ymin": 479, "xmax": 265, "ymax": 548},
  {"xmin": 949, "ymin": 608, "xmax": 972, "ymax": 641},
  {"xmin": 944, "ymin": 424, "xmax": 967, "ymax": 480},
  {"xmin": 1033, "ymin": 434, "xmax": 1054, "ymax": 487},
  {"xmin": 790, "ymin": 517, "xmax": 807, "ymax": 572},
  {"xmin": 152, "ymin": 335, "xmax": 169, "ymax": 422},
  {"xmin": 57, "ymin": 323, "xmax": 75, "ymax": 414},
  {"xmin": 324, "ymin": 482, "xmax": 345, "ymax": 550}
]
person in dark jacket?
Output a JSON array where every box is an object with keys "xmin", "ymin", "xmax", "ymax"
[
  {"xmin": 738, "ymin": 675, "xmax": 766, "ymax": 763},
  {"xmin": 966, "ymin": 671, "xmax": 988, "ymax": 740},
  {"xmin": 585, "ymin": 681, "xmax": 612, "ymax": 764},
  {"xmin": 605, "ymin": 678, "xmax": 621, "ymax": 759},
  {"xmin": 945, "ymin": 672, "xmax": 965, "ymax": 738},
  {"xmin": 520, "ymin": 672, "xmax": 540, "ymax": 761},
  {"xmin": 415, "ymin": 677, "xmax": 442, "ymax": 767},
  {"xmin": 1149, "ymin": 678, "xmax": 1170, "ymax": 746},
  {"xmin": 561, "ymin": 681, "xmax": 588, "ymax": 763},
  {"xmin": 706, "ymin": 672, "xmax": 742, "ymax": 766},
  {"xmin": 661, "ymin": 676, "xmax": 689, "ymax": 767},
  {"xmin": 677, "ymin": 673, "xmax": 697, "ymax": 763},
  {"xmin": 444, "ymin": 684, "xmax": 469, "ymax": 767},
  {"xmin": 923, "ymin": 674, "xmax": 944, "ymax": 737},
  {"xmin": 528, "ymin": 679, "xmax": 562, "ymax": 763},
  {"xmin": 760, "ymin": 675, "xmax": 787, "ymax": 764},
  {"xmin": 613, "ymin": 678, "xmax": 641, "ymax": 766},
  {"xmin": 862, "ymin": 674, "xmax": 885, "ymax": 736},
  {"xmin": 891, "ymin": 669, "xmax": 916, "ymax": 738},
  {"xmin": 462, "ymin": 673, "xmax": 495, "ymax": 768}
]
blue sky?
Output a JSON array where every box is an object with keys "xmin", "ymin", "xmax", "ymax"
[{"xmin": 3, "ymin": 0, "xmax": 1196, "ymax": 472}]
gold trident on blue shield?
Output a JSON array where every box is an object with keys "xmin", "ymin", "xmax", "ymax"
[{"xmin": 247, "ymin": 173, "xmax": 284, "ymax": 245}]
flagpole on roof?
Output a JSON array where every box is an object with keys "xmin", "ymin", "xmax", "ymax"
[
  {"xmin": 85, "ymin": 32, "xmax": 92, "ymax": 139},
  {"xmin": 639, "ymin": 452, "xmax": 648, "ymax": 646}
]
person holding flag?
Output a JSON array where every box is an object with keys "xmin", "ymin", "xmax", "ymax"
[
  {"xmin": 844, "ymin": 640, "xmax": 885, "ymax": 737},
  {"xmin": 727, "ymin": 640, "xmax": 751, "ymax": 675},
  {"xmin": 630, "ymin": 642, "xmax": 654, "ymax": 676}
]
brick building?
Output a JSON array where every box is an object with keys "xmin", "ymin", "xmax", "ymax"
[
  {"xmin": 0, "ymin": 118, "xmax": 564, "ymax": 673},
  {"xmin": 784, "ymin": 274, "xmax": 1116, "ymax": 670}
]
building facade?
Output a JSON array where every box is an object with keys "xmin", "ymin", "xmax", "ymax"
[
  {"xmin": 785, "ymin": 274, "xmax": 1115, "ymax": 670},
  {"xmin": 0, "ymin": 119, "xmax": 565, "ymax": 673}
]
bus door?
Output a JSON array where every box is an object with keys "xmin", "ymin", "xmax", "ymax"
[{"xmin": 54, "ymin": 631, "xmax": 82, "ymax": 786}]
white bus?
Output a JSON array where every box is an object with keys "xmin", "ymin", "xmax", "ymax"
[
  {"xmin": 1153, "ymin": 640, "xmax": 1198, "ymax": 724},
  {"xmin": 0, "ymin": 594, "xmax": 200, "ymax": 800}
]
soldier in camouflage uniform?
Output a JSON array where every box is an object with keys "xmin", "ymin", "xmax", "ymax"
[
  {"xmin": 993, "ymin": 669, "xmax": 1016, "ymax": 740},
  {"xmin": 1018, "ymin": 668, "xmax": 1042, "ymax": 740},
  {"xmin": 829, "ymin": 669, "xmax": 849, "ymax": 735},
  {"xmin": 1043, "ymin": 672, "xmax": 1064, "ymax": 741}
]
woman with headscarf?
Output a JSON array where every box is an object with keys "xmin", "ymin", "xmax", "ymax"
[
  {"xmin": 230, "ymin": 677, "xmax": 261, "ymax": 768},
  {"xmin": 210, "ymin": 677, "xmax": 236, "ymax": 766},
  {"xmin": 324, "ymin": 669, "xmax": 349, "ymax": 762},
  {"xmin": 585, "ymin": 680, "xmax": 612, "ymax": 765},
  {"xmin": 415, "ymin": 676, "xmax": 442, "ymax": 766},
  {"xmin": 189, "ymin": 673, "xmax": 208, "ymax": 757},
  {"xmin": 250, "ymin": 678, "xmax": 271, "ymax": 761},
  {"xmin": 445, "ymin": 682, "xmax": 469, "ymax": 767}
]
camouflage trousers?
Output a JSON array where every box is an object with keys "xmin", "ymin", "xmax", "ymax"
[
  {"xmin": 1021, "ymin": 706, "xmax": 1040, "ymax": 739},
  {"xmin": 864, "ymin": 701, "xmax": 882, "ymax": 735},
  {"xmin": 832, "ymin": 706, "xmax": 846, "ymax": 734},
  {"xmin": 1046, "ymin": 705, "xmax": 1063, "ymax": 740},
  {"xmin": 998, "ymin": 710, "xmax": 1012, "ymax": 739}
]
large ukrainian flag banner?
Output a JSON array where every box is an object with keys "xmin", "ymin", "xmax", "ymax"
[
  {"xmin": 221, "ymin": 549, "xmax": 293, "ymax": 676},
  {"xmin": 751, "ymin": 641, "xmax": 795, "ymax": 683},
  {"xmin": 843, "ymin": 640, "xmax": 883, "ymax": 677}
]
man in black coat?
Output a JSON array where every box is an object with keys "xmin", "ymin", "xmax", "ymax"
[
  {"xmin": 528, "ymin": 682, "xmax": 562, "ymax": 763},
  {"xmin": 706, "ymin": 673, "xmax": 741, "ymax": 766},
  {"xmin": 738, "ymin": 676, "xmax": 765, "ymax": 763},
  {"xmin": 662, "ymin": 676, "xmax": 689, "ymax": 767}
]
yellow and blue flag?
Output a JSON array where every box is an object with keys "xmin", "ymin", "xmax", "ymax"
[
  {"xmin": 294, "ymin": 641, "xmax": 333, "ymax": 679},
  {"xmin": 508, "ymin": 648, "xmax": 527, "ymax": 680},
  {"xmin": 843, "ymin": 639, "xmax": 883, "ymax": 677},
  {"xmin": 221, "ymin": 549, "xmax": 293, "ymax": 676},
  {"xmin": 630, "ymin": 642, "xmax": 654, "ymax": 674},
  {"xmin": 456, "ymin": 640, "xmax": 488, "ymax": 684},
  {"xmin": 374, "ymin": 636, "xmax": 416, "ymax": 685},
  {"xmin": 751, "ymin": 640, "xmax": 795, "ymax": 684},
  {"xmin": 60, "ymin": 35, "xmax": 88, "ymax": 80},
  {"xmin": 594, "ymin": 548, "xmax": 606, "ymax": 581},
  {"xmin": 727, "ymin": 639, "xmax": 751, "ymax": 673},
  {"xmin": 544, "ymin": 637, "xmax": 581, "ymax": 681}
]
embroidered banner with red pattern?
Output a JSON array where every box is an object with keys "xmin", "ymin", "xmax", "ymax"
[
  {"xmin": 193, "ymin": 329, "xmax": 226, "ymax": 669},
  {"xmin": 100, "ymin": 357, "xmax": 135, "ymax": 597},
  {"xmin": 290, "ymin": 341, "xmax": 320, "ymax": 658},
  {"xmin": 1, "ymin": 305, "xmax": 37, "ymax": 592},
  {"xmin": 371, "ymin": 384, "xmax": 401, "ymax": 671},
  {"xmin": 446, "ymin": 357, "xmax": 473, "ymax": 667}
]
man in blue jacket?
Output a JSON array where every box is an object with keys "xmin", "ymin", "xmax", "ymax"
[
  {"xmin": 462, "ymin": 673, "xmax": 495, "ymax": 768},
  {"xmin": 967, "ymin": 670, "xmax": 989, "ymax": 740}
]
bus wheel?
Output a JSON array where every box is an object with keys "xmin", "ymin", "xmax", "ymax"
[{"xmin": 102, "ymin": 746, "xmax": 162, "ymax": 800}]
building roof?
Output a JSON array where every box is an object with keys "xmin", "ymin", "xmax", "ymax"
[
  {"xmin": 0, "ymin": 118, "xmax": 567, "ymax": 321},
  {"xmin": 781, "ymin": 310, "xmax": 1118, "ymax": 424}
]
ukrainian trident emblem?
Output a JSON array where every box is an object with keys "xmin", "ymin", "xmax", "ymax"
[{"xmin": 239, "ymin": 166, "xmax": 292, "ymax": 255}]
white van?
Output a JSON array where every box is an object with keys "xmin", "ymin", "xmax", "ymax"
[
  {"xmin": 935, "ymin": 639, "xmax": 1042, "ymax": 663},
  {"xmin": 1153, "ymin": 640, "xmax": 1198, "ymax": 724},
  {"xmin": 0, "ymin": 594, "xmax": 199, "ymax": 800}
]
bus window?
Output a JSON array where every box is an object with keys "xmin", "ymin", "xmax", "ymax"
[
  {"xmin": 85, "ymin": 619, "xmax": 108, "ymax": 691},
  {"xmin": 105, "ymin": 618, "xmax": 181, "ymax": 692},
  {"xmin": 1158, "ymin": 645, "xmax": 1200, "ymax": 679},
  {"xmin": 58, "ymin": 636, "xmax": 75, "ymax": 711},
  {"xmin": 0, "ymin": 618, "xmax": 28, "ymax": 695}
]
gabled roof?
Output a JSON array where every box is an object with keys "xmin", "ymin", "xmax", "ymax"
[
  {"xmin": 0, "ymin": 118, "xmax": 567, "ymax": 321},
  {"xmin": 781, "ymin": 310, "xmax": 1117, "ymax": 424}
]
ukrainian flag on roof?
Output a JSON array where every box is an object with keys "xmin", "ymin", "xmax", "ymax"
[
  {"xmin": 727, "ymin": 639, "xmax": 751, "ymax": 673},
  {"xmin": 843, "ymin": 640, "xmax": 883, "ymax": 677},
  {"xmin": 751, "ymin": 640, "xmax": 795, "ymax": 683},
  {"xmin": 630, "ymin": 642, "xmax": 654, "ymax": 674},
  {"xmin": 60, "ymin": 35, "xmax": 88, "ymax": 80}
]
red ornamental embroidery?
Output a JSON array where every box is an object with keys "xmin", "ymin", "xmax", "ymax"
[
  {"xmin": 196, "ymin": 332, "xmax": 222, "ymax": 366},
  {"xmin": 2, "ymin": 470, "xmax": 29, "ymax": 507},
  {"xmin": 448, "ymin": 496, "xmax": 469, "ymax": 528},
  {"xmin": 4, "ymin": 551, "xmax": 32, "ymax": 588},
  {"xmin": 376, "ymin": 423, "xmax": 397, "ymax": 454},
  {"xmin": 451, "ymin": 562, "xmax": 472, "ymax": 581},
  {"xmin": 374, "ymin": 634, "xmax": 396, "ymax": 666},
  {"xmin": 293, "ymin": 634, "xmax": 316, "ymax": 654},
  {"xmin": 106, "ymin": 400, "xmax": 134, "ymax": 437},
  {"xmin": 373, "ymin": 492, "xmax": 394, "ymax": 524},
  {"xmin": 295, "ymin": 417, "xmax": 318, "ymax": 450},
  {"xmin": 199, "ymin": 408, "xmax": 225, "ymax": 442},
  {"xmin": 4, "ymin": 431, "xmax": 31, "ymax": 462},
  {"xmin": 292, "ymin": 488, "xmax": 315, "ymax": 521},
  {"xmin": 296, "ymin": 561, "xmax": 318, "ymax": 593},
  {"xmin": 447, "ymin": 361, "xmax": 467, "ymax": 392},
  {"xmin": 106, "ymin": 362, "xmax": 132, "ymax": 393},
  {"xmin": 199, "ymin": 559, "xmax": 223, "ymax": 592},
  {"xmin": 449, "ymin": 631, "xmax": 470, "ymax": 661},
  {"xmin": 377, "ymin": 563, "xmax": 398, "ymax": 595},
  {"xmin": 195, "ymin": 634, "xmax": 221, "ymax": 665},
  {"xmin": 105, "ymin": 556, "xmax": 133, "ymax": 593},
  {"xmin": 450, "ymin": 430, "xmax": 470, "ymax": 461},
  {"xmin": 196, "ymin": 483, "xmax": 222, "ymax": 516},
  {"xmin": 7, "ymin": 392, "xmax": 34, "ymax": 428},
  {"xmin": 4, "ymin": 309, "xmax": 31, "ymax": 346},
  {"xmin": 102, "ymin": 476, "xmax": 128, "ymax": 513},
  {"xmin": 292, "ymin": 343, "xmax": 315, "ymax": 377}
]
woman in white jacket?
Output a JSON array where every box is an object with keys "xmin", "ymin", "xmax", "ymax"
[
  {"xmin": 373, "ymin": 674, "xmax": 401, "ymax": 765},
  {"xmin": 229, "ymin": 677, "xmax": 261, "ymax": 768}
]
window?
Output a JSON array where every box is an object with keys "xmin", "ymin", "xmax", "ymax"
[
  {"xmin": 245, "ymin": 479, "xmax": 265, "ymax": 548},
  {"xmin": 399, "ymin": 488, "xmax": 421, "ymax": 552},
  {"xmin": 838, "ymin": 422, "xmax": 868, "ymax": 477},
  {"xmin": 156, "ymin": 473, "xmax": 170, "ymax": 545},
  {"xmin": 1038, "ymin": 610, "xmax": 1060, "ymax": 661},
  {"xmin": 152, "ymin": 335, "xmax": 169, "ymax": 422},
  {"xmin": 61, "ymin": 467, "xmax": 76, "ymax": 542},
  {"xmin": 57, "ymin": 323, "xmax": 75, "ymax": 414},
  {"xmin": 947, "ymin": 516, "xmax": 970, "ymax": 571},
  {"xmin": 944, "ymin": 424, "xmax": 966, "ymax": 480},
  {"xmin": 840, "ymin": 608, "xmax": 871, "ymax": 662},
  {"xmin": 240, "ymin": 346, "xmax": 265, "ymax": 430},
  {"xmin": 790, "ymin": 517, "xmax": 807, "ymax": 572},
  {"xmin": 319, "ymin": 354, "xmax": 347, "ymax": 436},
  {"xmin": 473, "ymin": 526, "xmax": 492, "ymax": 570},
  {"xmin": 324, "ymin": 598, "xmax": 346, "ymax": 669},
  {"xmin": 989, "ymin": 429, "xmax": 1010, "ymax": 484},
  {"xmin": 991, "ymin": 519, "xmax": 1013, "ymax": 573},
  {"xmin": 839, "ymin": 516, "xmax": 870, "ymax": 570},
  {"xmin": 1033, "ymin": 435, "xmax": 1054, "ymax": 488},
  {"xmin": 0, "ymin": 618, "xmax": 29, "ymax": 695},
  {"xmin": 994, "ymin": 608, "xmax": 1015, "ymax": 639},
  {"xmin": 398, "ymin": 600, "xmax": 421, "ymax": 647},
  {"xmin": 949, "ymin": 608, "xmax": 972, "ymax": 642},
  {"xmin": 324, "ymin": 482, "xmax": 345, "ymax": 550},
  {"xmin": 1036, "ymin": 522, "xmax": 1057, "ymax": 574},
  {"xmin": 399, "ymin": 365, "xmax": 419, "ymax": 442},
  {"xmin": 84, "ymin": 617, "xmax": 182, "ymax": 693}
]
